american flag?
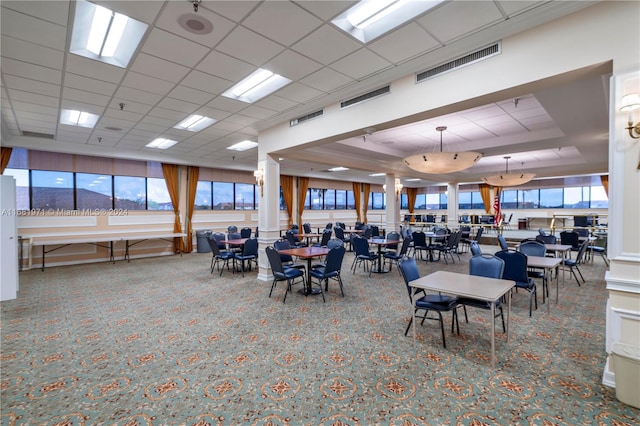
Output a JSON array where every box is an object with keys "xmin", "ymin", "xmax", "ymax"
[{"xmin": 493, "ymin": 189, "xmax": 502, "ymax": 226}]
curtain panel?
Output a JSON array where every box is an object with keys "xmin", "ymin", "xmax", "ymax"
[
  {"xmin": 406, "ymin": 187, "xmax": 418, "ymax": 221},
  {"xmin": 600, "ymin": 175, "xmax": 608, "ymax": 196},
  {"xmin": 297, "ymin": 177, "xmax": 309, "ymax": 228},
  {"xmin": 352, "ymin": 182, "xmax": 362, "ymax": 223},
  {"xmin": 479, "ymin": 183, "xmax": 492, "ymax": 213},
  {"xmin": 362, "ymin": 183, "xmax": 371, "ymax": 224},
  {"xmin": 281, "ymin": 175, "xmax": 294, "ymax": 228},
  {"xmin": 0, "ymin": 147, "xmax": 12, "ymax": 173},
  {"xmin": 161, "ymin": 163, "xmax": 184, "ymax": 253},
  {"xmin": 185, "ymin": 166, "xmax": 199, "ymax": 253}
]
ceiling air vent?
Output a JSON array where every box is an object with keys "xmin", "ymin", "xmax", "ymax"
[
  {"xmin": 416, "ymin": 42, "xmax": 501, "ymax": 83},
  {"xmin": 340, "ymin": 85, "xmax": 390, "ymax": 109},
  {"xmin": 290, "ymin": 109, "xmax": 324, "ymax": 127},
  {"xmin": 21, "ymin": 131, "xmax": 54, "ymax": 139}
]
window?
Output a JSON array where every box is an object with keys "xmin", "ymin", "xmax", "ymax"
[
  {"xmin": 346, "ymin": 190, "xmax": 355, "ymax": 209},
  {"xmin": 400, "ymin": 193, "xmax": 408, "ymax": 209},
  {"xmin": 325, "ymin": 189, "xmax": 336, "ymax": 210},
  {"xmin": 76, "ymin": 173, "xmax": 112, "ymax": 209},
  {"xmin": 563, "ymin": 187, "xmax": 588, "ymax": 208},
  {"xmin": 2, "ymin": 168, "xmax": 29, "ymax": 210},
  {"xmin": 213, "ymin": 182, "xmax": 233, "ymax": 210},
  {"xmin": 195, "ymin": 181, "xmax": 212, "ymax": 210},
  {"xmin": 458, "ymin": 192, "xmax": 471, "ymax": 209},
  {"xmin": 425, "ymin": 194, "xmax": 439, "ymax": 210},
  {"xmin": 519, "ymin": 189, "xmax": 540, "ymax": 209},
  {"xmin": 235, "ymin": 183, "xmax": 254, "ymax": 210},
  {"xmin": 590, "ymin": 185, "xmax": 608, "ymax": 208},
  {"xmin": 147, "ymin": 177, "xmax": 172, "ymax": 210},
  {"xmin": 369, "ymin": 192, "xmax": 385, "ymax": 209},
  {"xmin": 414, "ymin": 194, "xmax": 426, "ymax": 209},
  {"xmin": 538, "ymin": 188, "xmax": 561, "ymax": 208},
  {"xmin": 501, "ymin": 190, "xmax": 518, "ymax": 209},
  {"xmin": 335, "ymin": 190, "xmax": 347, "ymax": 209},
  {"xmin": 470, "ymin": 191, "xmax": 484, "ymax": 209},
  {"xmin": 439, "ymin": 193, "xmax": 448, "ymax": 210},
  {"xmin": 308, "ymin": 188, "xmax": 323, "ymax": 210},
  {"xmin": 32, "ymin": 170, "xmax": 74, "ymax": 210},
  {"xmin": 114, "ymin": 176, "xmax": 146, "ymax": 210}
]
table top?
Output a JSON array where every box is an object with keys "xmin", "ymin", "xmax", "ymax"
[
  {"xmin": 544, "ymin": 244, "xmax": 573, "ymax": 252},
  {"xmin": 369, "ymin": 238, "xmax": 398, "ymax": 246},
  {"xmin": 525, "ymin": 255, "xmax": 562, "ymax": 269},
  {"xmin": 226, "ymin": 238, "xmax": 248, "ymax": 245},
  {"xmin": 30, "ymin": 232, "xmax": 187, "ymax": 245},
  {"xmin": 277, "ymin": 246, "xmax": 330, "ymax": 259},
  {"xmin": 409, "ymin": 270, "xmax": 514, "ymax": 302}
]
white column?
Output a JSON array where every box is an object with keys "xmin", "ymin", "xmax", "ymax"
[
  {"xmin": 446, "ymin": 182, "xmax": 459, "ymax": 230},
  {"xmin": 384, "ymin": 174, "xmax": 402, "ymax": 235},
  {"xmin": 256, "ymin": 155, "xmax": 280, "ymax": 282}
]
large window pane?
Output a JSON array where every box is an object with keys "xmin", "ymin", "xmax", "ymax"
[
  {"xmin": 458, "ymin": 192, "xmax": 471, "ymax": 209},
  {"xmin": 539, "ymin": 188, "xmax": 562, "ymax": 208},
  {"xmin": 325, "ymin": 189, "xmax": 336, "ymax": 210},
  {"xmin": 415, "ymin": 194, "xmax": 426, "ymax": 209},
  {"xmin": 425, "ymin": 194, "xmax": 439, "ymax": 210},
  {"xmin": 519, "ymin": 189, "xmax": 540, "ymax": 209},
  {"xmin": 195, "ymin": 181, "xmax": 212, "ymax": 210},
  {"xmin": 32, "ymin": 170, "xmax": 74, "ymax": 210},
  {"xmin": 3, "ymin": 168, "xmax": 29, "ymax": 209},
  {"xmin": 471, "ymin": 191, "xmax": 484, "ymax": 209},
  {"xmin": 309, "ymin": 188, "xmax": 323, "ymax": 210},
  {"xmin": 439, "ymin": 193, "xmax": 448, "ymax": 209},
  {"xmin": 346, "ymin": 190, "xmax": 355, "ymax": 209},
  {"xmin": 400, "ymin": 193, "xmax": 408, "ymax": 209},
  {"xmin": 235, "ymin": 183, "xmax": 254, "ymax": 210},
  {"xmin": 148, "ymin": 177, "xmax": 172, "ymax": 210},
  {"xmin": 370, "ymin": 192, "xmax": 384, "ymax": 209},
  {"xmin": 114, "ymin": 176, "xmax": 146, "ymax": 210},
  {"xmin": 336, "ymin": 190, "xmax": 347, "ymax": 209},
  {"xmin": 213, "ymin": 182, "xmax": 233, "ymax": 210},
  {"xmin": 501, "ymin": 190, "xmax": 518, "ymax": 209},
  {"xmin": 590, "ymin": 185, "xmax": 608, "ymax": 208},
  {"xmin": 255, "ymin": 185, "xmax": 260, "ymax": 209},
  {"xmin": 76, "ymin": 173, "xmax": 112, "ymax": 209},
  {"xmin": 563, "ymin": 187, "xmax": 587, "ymax": 208}
]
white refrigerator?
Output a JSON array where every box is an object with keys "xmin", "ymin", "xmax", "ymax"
[{"xmin": 1, "ymin": 175, "xmax": 19, "ymax": 301}]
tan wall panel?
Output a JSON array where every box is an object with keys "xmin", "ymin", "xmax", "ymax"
[{"xmin": 29, "ymin": 151, "xmax": 74, "ymax": 171}]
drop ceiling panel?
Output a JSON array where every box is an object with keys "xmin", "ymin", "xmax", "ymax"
[
  {"xmin": 275, "ymin": 82, "xmax": 324, "ymax": 104},
  {"xmin": 498, "ymin": 1, "xmax": 543, "ymax": 16},
  {"xmin": 369, "ymin": 22, "xmax": 441, "ymax": 64},
  {"xmin": 104, "ymin": 100, "xmax": 152, "ymax": 116},
  {"xmin": 167, "ymin": 85, "xmax": 216, "ymax": 106},
  {"xmin": 0, "ymin": 37, "xmax": 64, "ymax": 69},
  {"xmin": 0, "ymin": 7, "xmax": 66, "ymax": 50},
  {"xmin": 263, "ymin": 49, "xmax": 324, "ymax": 81},
  {"xmin": 291, "ymin": 25, "xmax": 361, "ymax": 66},
  {"xmin": 157, "ymin": 97, "xmax": 199, "ymax": 114},
  {"xmin": 62, "ymin": 87, "xmax": 111, "ymax": 107},
  {"xmin": 216, "ymin": 26, "xmax": 286, "ymax": 66},
  {"xmin": 254, "ymin": 95, "xmax": 298, "ymax": 113},
  {"xmin": 196, "ymin": 50, "xmax": 255, "ymax": 82},
  {"xmin": 114, "ymin": 86, "xmax": 163, "ymax": 107},
  {"xmin": 141, "ymin": 28, "xmax": 210, "ymax": 68},
  {"xmin": 329, "ymin": 48, "xmax": 393, "ymax": 80},
  {"xmin": 180, "ymin": 70, "xmax": 233, "ymax": 96},
  {"xmin": 130, "ymin": 53, "xmax": 191, "ymax": 84},
  {"xmin": 3, "ymin": 75, "xmax": 60, "ymax": 98},
  {"xmin": 10, "ymin": 102, "xmax": 58, "ymax": 117},
  {"xmin": 242, "ymin": 1, "xmax": 322, "ymax": 46},
  {"xmin": 65, "ymin": 55, "xmax": 126, "ymax": 84},
  {"xmin": 300, "ymin": 68, "xmax": 353, "ymax": 93},
  {"xmin": 64, "ymin": 73, "xmax": 118, "ymax": 96},
  {"xmin": 294, "ymin": 1, "xmax": 352, "ymax": 20},
  {"xmin": 201, "ymin": 1, "xmax": 260, "ymax": 22},
  {"xmin": 8, "ymin": 89, "xmax": 58, "ymax": 108},
  {"xmin": 0, "ymin": 58, "xmax": 62, "ymax": 85},
  {"xmin": 154, "ymin": 2, "xmax": 236, "ymax": 46},
  {"xmin": 120, "ymin": 71, "xmax": 175, "ymax": 96},
  {"xmin": 417, "ymin": 1, "xmax": 504, "ymax": 43},
  {"xmin": 1, "ymin": 0, "xmax": 69, "ymax": 26}
]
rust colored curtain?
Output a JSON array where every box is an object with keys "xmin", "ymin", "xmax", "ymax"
[
  {"xmin": 161, "ymin": 163, "xmax": 184, "ymax": 253},
  {"xmin": 362, "ymin": 183, "xmax": 371, "ymax": 224},
  {"xmin": 1, "ymin": 147, "xmax": 12, "ymax": 173},
  {"xmin": 352, "ymin": 182, "xmax": 362, "ymax": 223},
  {"xmin": 406, "ymin": 187, "xmax": 418, "ymax": 221},
  {"xmin": 281, "ymin": 175, "xmax": 294, "ymax": 227},
  {"xmin": 184, "ymin": 166, "xmax": 199, "ymax": 253},
  {"xmin": 479, "ymin": 183, "xmax": 492, "ymax": 213},
  {"xmin": 297, "ymin": 176, "xmax": 309, "ymax": 228},
  {"xmin": 600, "ymin": 175, "xmax": 608, "ymax": 196}
]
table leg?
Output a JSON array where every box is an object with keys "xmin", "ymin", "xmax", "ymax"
[
  {"xmin": 506, "ymin": 290, "xmax": 511, "ymax": 341},
  {"xmin": 490, "ymin": 301, "xmax": 496, "ymax": 367}
]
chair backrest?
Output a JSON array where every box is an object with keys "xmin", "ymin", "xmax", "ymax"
[
  {"xmin": 319, "ymin": 229, "xmax": 332, "ymax": 246},
  {"xmin": 240, "ymin": 227, "xmax": 252, "ymax": 238},
  {"xmin": 470, "ymin": 242, "xmax": 482, "ymax": 256},
  {"xmin": 575, "ymin": 240, "xmax": 589, "ymax": 264},
  {"xmin": 265, "ymin": 246, "xmax": 284, "ymax": 275},
  {"xmin": 363, "ymin": 227, "xmax": 373, "ymax": 239},
  {"xmin": 469, "ymin": 254, "xmax": 505, "ymax": 279},
  {"xmin": 228, "ymin": 232, "xmax": 241, "ymax": 241},
  {"xmin": 207, "ymin": 236, "xmax": 221, "ymax": 255},
  {"xmin": 324, "ymin": 246, "xmax": 346, "ymax": 274},
  {"xmin": 497, "ymin": 234, "xmax": 509, "ymax": 251},
  {"xmin": 398, "ymin": 257, "xmax": 421, "ymax": 298},
  {"xmin": 335, "ymin": 222, "xmax": 346, "ymax": 229},
  {"xmin": 285, "ymin": 231, "xmax": 299, "ymax": 246},
  {"xmin": 574, "ymin": 228, "xmax": 589, "ymax": 237},
  {"xmin": 371, "ymin": 225, "xmax": 380, "ymax": 237},
  {"xmin": 303, "ymin": 223, "xmax": 312, "ymax": 233},
  {"xmin": 352, "ymin": 236, "xmax": 370, "ymax": 256},
  {"xmin": 227, "ymin": 225, "xmax": 238, "ymax": 233},
  {"xmin": 434, "ymin": 227, "xmax": 447, "ymax": 243},
  {"xmin": 386, "ymin": 231, "xmax": 400, "ymax": 250},
  {"xmin": 538, "ymin": 228, "xmax": 548, "ymax": 236},
  {"xmin": 354, "ymin": 221, "xmax": 364, "ymax": 230},
  {"xmin": 560, "ymin": 231, "xmax": 580, "ymax": 248},
  {"xmin": 474, "ymin": 227, "xmax": 484, "ymax": 241},
  {"xmin": 334, "ymin": 227, "xmax": 346, "ymax": 241},
  {"xmin": 243, "ymin": 238, "xmax": 258, "ymax": 256},
  {"xmin": 507, "ymin": 213, "xmax": 513, "ymax": 223},
  {"xmin": 519, "ymin": 241, "xmax": 546, "ymax": 257},
  {"xmin": 327, "ymin": 238, "xmax": 344, "ymax": 249},
  {"xmin": 212, "ymin": 232, "xmax": 226, "ymax": 249},
  {"xmin": 273, "ymin": 239, "xmax": 294, "ymax": 262},
  {"xmin": 460, "ymin": 225, "xmax": 471, "ymax": 239},
  {"xmin": 411, "ymin": 231, "xmax": 427, "ymax": 247},
  {"xmin": 325, "ymin": 222, "xmax": 333, "ymax": 230},
  {"xmin": 398, "ymin": 236, "xmax": 412, "ymax": 256},
  {"xmin": 495, "ymin": 250, "xmax": 529, "ymax": 283},
  {"xmin": 536, "ymin": 234, "xmax": 557, "ymax": 245}
]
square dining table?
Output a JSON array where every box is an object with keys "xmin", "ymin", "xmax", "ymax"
[{"xmin": 276, "ymin": 246, "xmax": 331, "ymax": 296}]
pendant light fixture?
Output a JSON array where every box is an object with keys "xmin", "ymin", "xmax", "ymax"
[
  {"xmin": 482, "ymin": 156, "xmax": 536, "ymax": 187},
  {"xmin": 403, "ymin": 126, "xmax": 482, "ymax": 174}
]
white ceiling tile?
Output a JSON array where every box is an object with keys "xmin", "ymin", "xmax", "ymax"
[
  {"xmin": 1, "ymin": 58, "xmax": 62, "ymax": 85},
  {"xmin": 8, "ymin": 89, "xmax": 58, "ymax": 108},
  {"xmin": 130, "ymin": 53, "xmax": 191, "ymax": 84},
  {"xmin": 240, "ymin": 105, "xmax": 277, "ymax": 120},
  {"xmin": 275, "ymin": 82, "xmax": 324, "ymax": 104},
  {"xmin": 64, "ymin": 73, "xmax": 117, "ymax": 96},
  {"xmin": 417, "ymin": 1, "xmax": 504, "ymax": 43},
  {"xmin": 329, "ymin": 48, "xmax": 392, "ymax": 80},
  {"xmin": 120, "ymin": 71, "xmax": 175, "ymax": 96},
  {"xmin": 139, "ymin": 115, "xmax": 175, "ymax": 128},
  {"xmin": 498, "ymin": 1, "xmax": 543, "ymax": 17},
  {"xmin": 141, "ymin": 28, "xmax": 210, "ymax": 67},
  {"xmin": 300, "ymin": 68, "xmax": 353, "ymax": 93},
  {"xmin": 3, "ymin": 75, "xmax": 60, "ymax": 98},
  {"xmin": 104, "ymin": 108, "xmax": 143, "ymax": 123},
  {"xmin": 196, "ymin": 50, "xmax": 255, "ymax": 82},
  {"xmin": 221, "ymin": 114, "xmax": 259, "ymax": 126},
  {"xmin": 206, "ymin": 96, "xmax": 249, "ymax": 114},
  {"xmin": 294, "ymin": 1, "xmax": 353, "ymax": 20},
  {"xmin": 133, "ymin": 122, "xmax": 167, "ymax": 134},
  {"xmin": 200, "ymin": 1, "xmax": 260, "ymax": 22},
  {"xmin": 263, "ymin": 49, "xmax": 323, "ymax": 81},
  {"xmin": 105, "ymin": 100, "xmax": 151, "ymax": 116},
  {"xmin": 65, "ymin": 54, "xmax": 126, "ymax": 84},
  {"xmin": 1, "ymin": 37, "xmax": 64, "ymax": 69},
  {"xmin": 63, "ymin": 87, "xmax": 111, "ymax": 107},
  {"xmin": 369, "ymin": 23, "xmax": 440, "ymax": 64},
  {"xmin": 154, "ymin": 2, "xmax": 236, "ymax": 46},
  {"xmin": 181, "ymin": 70, "xmax": 233, "ymax": 95},
  {"xmin": 1, "ymin": 1, "xmax": 70, "ymax": 26},
  {"xmin": 168, "ymin": 85, "xmax": 216, "ymax": 105},
  {"xmin": 0, "ymin": 7, "xmax": 66, "ymax": 50},
  {"xmin": 157, "ymin": 97, "xmax": 199, "ymax": 114},
  {"xmin": 114, "ymin": 86, "xmax": 163, "ymax": 106},
  {"xmin": 512, "ymin": 106, "xmax": 549, "ymax": 120},
  {"xmin": 13, "ymin": 112, "xmax": 56, "ymax": 125},
  {"xmin": 255, "ymin": 95, "xmax": 298, "ymax": 113},
  {"xmin": 148, "ymin": 107, "xmax": 185, "ymax": 121},
  {"xmin": 214, "ymin": 121, "xmax": 245, "ymax": 132},
  {"xmin": 243, "ymin": 1, "xmax": 322, "ymax": 46},
  {"xmin": 216, "ymin": 26, "xmax": 285, "ymax": 66},
  {"xmin": 95, "ymin": 1, "xmax": 164, "ymax": 24},
  {"xmin": 193, "ymin": 106, "xmax": 232, "ymax": 122},
  {"xmin": 10, "ymin": 101, "xmax": 58, "ymax": 117},
  {"xmin": 292, "ymin": 25, "xmax": 361, "ymax": 66}
]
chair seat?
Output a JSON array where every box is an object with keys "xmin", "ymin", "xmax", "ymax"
[
  {"xmin": 416, "ymin": 294, "xmax": 458, "ymax": 309},
  {"xmin": 457, "ymin": 297, "xmax": 501, "ymax": 310},
  {"xmin": 310, "ymin": 268, "xmax": 339, "ymax": 280},
  {"xmin": 285, "ymin": 262, "xmax": 306, "ymax": 270},
  {"xmin": 276, "ymin": 268, "xmax": 305, "ymax": 280},
  {"xmin": 514, "ymin": 278, "xmax": 536, "ymax": 290}
]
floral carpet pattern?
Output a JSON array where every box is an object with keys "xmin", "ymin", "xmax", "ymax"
[{"xmin": 1, "ymin": 244, "xmax": 639, "ymax": 425}]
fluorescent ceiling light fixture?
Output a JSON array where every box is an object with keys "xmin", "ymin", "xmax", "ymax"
[
  {"xmin": 70, "ymin": 0, "xmax": 148, "ymax": 68},
  {"xmin": 226, "ymin": 140, "xmax": 258, "ymax": 151},
  {"xmin": 332, "ymin": 0, "xmax": 444, "ymax": 43},
  {"xmin": 369, "ymin": 173, "xmax": 386, "ymax": 177},
  {"xmin": 146, "ymin": 138, "xmax": 178, "ymax": 149},
  {"xmin": 173, "ymin": 115, "xmax": 216, "ymax": 132},
  {"xmin": 222, "ymin": 68, "xmax": 292, "ymax": 103},
  {"xmin": 60, "ymin": 109, "xmax": 99, "ymax": 128},
  {"xmin": 328, "ymin": 167, "xmax": 350, "ymax": 172},
  {"xmin": 404, "ymin": 178, "xmax": 421, "ymax": 182}
]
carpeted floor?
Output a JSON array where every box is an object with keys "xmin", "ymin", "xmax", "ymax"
[{"xmin": 1, "ymin": 243, "xmax": 638, "ymax": 425}]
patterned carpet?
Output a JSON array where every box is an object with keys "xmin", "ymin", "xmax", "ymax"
[{"xmin": 1, "ymin": 243, "xmax": 639, "ymax": 425}]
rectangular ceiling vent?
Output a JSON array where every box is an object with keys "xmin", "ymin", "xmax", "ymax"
[
  {"xmin": 416, "ymin": 42, "xmax": 501, "ymax": 83},
  {"xmin": 340, "ymin": 85, "xmax": 390, "ymax": 109},
  {"xmin": 290, "ymin": 109, "xmax": 324, "ymax": 127},
  {"xmin": 22, "ymin": 131, "xmax": 55, "ymax": 139}
]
